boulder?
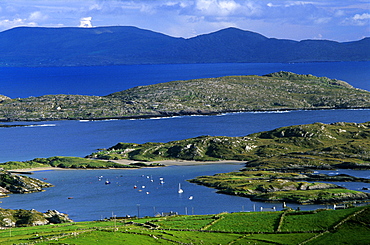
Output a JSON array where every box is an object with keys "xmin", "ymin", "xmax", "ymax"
[{"xmin": 43, "ymin": 210, "xmax": 73, "ymax": 224}]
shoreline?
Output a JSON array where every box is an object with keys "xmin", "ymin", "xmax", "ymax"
[
  {"xmin": 9, "ymin": 160, "xmax": 246, "ymax": 172},
  {"xmin": 110, "ymin": 159, "xmax": 246, "ymax": 166},
  {"xmin": 0, "ymin": 107, "xmax": 369, "ymax": 123}
]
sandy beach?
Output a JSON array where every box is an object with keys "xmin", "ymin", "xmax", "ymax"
[
  {"xmin": 110, "ymin": 159, "xmax": 246, "ymax": 166},
  {"xmin": 9, "ymin": 159, "xmax": 246, "ymax": 172}
]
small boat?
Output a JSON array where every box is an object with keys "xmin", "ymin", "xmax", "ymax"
[
  {"xmin": 105, "ymin": 180, "xmax": 111, "ymax": 185},
  {"xmin": 178, "ymin": 183, "xmax": 184, "ymax": 194},
  {"xmin": 189, "ymin": 196, "xmax": 193, "ymax": 200},
  {"xmin": 68, "ymin": 197, "xmax": 74, "ymax": 199},
  {"xmin": 134, "ymin": 185, "xmax": 137, "ymax": 189}
]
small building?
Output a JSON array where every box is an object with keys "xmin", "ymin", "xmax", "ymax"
[{"xmin": 260, "ymin": 207, "xmax": 276, "ymax": 212}]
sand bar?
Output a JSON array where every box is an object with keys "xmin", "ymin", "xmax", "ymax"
[
  {"xmin": 111, "ymin": 159, "xmax": 246, "ymax": 166},
  {"xmin": 9, "ymin": 159, "xmax": 246, "ymax": 172}
]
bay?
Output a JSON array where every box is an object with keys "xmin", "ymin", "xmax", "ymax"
[{"xmin": 0, "ymin": 165, "xmax": 354, "ymax": 222}]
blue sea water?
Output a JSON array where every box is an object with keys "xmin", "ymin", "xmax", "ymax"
[
  {"xmin": 0, "ymin": 109, "xmax": 369, "ymax": 163},
  {"xmin": 0, "ymin": 61, "xmax": 369, "ymax": 98},
  {"xmin": 0, "ymin": 62, "xmax": 369, "ymax": 221}
]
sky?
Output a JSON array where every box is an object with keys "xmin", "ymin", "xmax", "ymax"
[{"xmin": 0, "ymin": 0, "xmax": 369, "ymax": 42}]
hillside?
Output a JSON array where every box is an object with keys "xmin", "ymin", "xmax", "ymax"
[
  {"xmin": 1, "ymin": 206, "xmax": 369, "ymax": 244},
  {"xmin": 0, "ymin": 26, "xmax": 368, "ymax": 67},
  {"xmin": 0, "ymin": 72, "xmax": 369, "ymax": 121},
  {"xmin": 89, "ymin": 121, "xmax": 370, "ymax": 171}
]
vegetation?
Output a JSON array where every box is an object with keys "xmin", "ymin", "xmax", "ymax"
[
  {"xmin": 0, "ymin": 72, "xmax": 369, "ymax": 121},
  {"xmin": 189, "ymin": 170, "xmax": 370, "ymax": 204},
  {"xmin": 88, "ymin": 121, "xmax": 370, "ymax": 204},
  {"xmin": 0, "ymin": 205, "xmax": 368, "ymax": 244},
  {"xmin": 0, "ymin": 209, "xmax": 72, "ymax": 227},
  {"xmin": 0, "ymin": 170, "xmax": 52, "ymax": 196},
  {"xmin": 0, "ymin": 156, "xmax": 138, "ymax": 170},
  {"xmin": 89, "ymin": 121, "xmax": 370, "ymax": 171}
]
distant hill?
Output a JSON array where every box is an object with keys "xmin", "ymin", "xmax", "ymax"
[
  {"xmin": 0, "ymin": 26, "xmax": 368, "ymax": 66},
  {"xmin": 0, "ymin": 72, "xmax": 369, "ymax": 121}
]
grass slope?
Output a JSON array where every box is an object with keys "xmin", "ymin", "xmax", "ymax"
[
  {"xmin": 0, "ymin": 206, "xmax": 368, "ymax": 245},
  {"xmin": 90, "ymin": 121, "xmax": 370, "ymax": 170},
  {"xmin": 0, "ymin": 72, "xmax": 369, "ymax": 121}
]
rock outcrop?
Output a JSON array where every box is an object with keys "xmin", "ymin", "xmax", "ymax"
[
  {"xmin": 0, "ymin": 170, "xmax": 53, "ymax": 196},
  {"xmin": 0, "ymin": 208, "xmax": 73, "ymax": 227}
]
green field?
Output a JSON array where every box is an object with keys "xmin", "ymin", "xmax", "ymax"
[{"xmin": 1, "ymin": 206, "xmax": 368, "ymax": 245}]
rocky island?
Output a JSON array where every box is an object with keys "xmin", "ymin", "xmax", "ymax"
[
  {"xmin": 190, "ymin": 170, "xmax": 370, "ymax": 204},
  {"xmin": 0, "ymin": 72, "xmax": 369, "ymax": 121}
]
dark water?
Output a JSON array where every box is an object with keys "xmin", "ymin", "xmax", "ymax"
[
  {"xmin": 0, "ymin": 62, "xmax": 369, "ymax": 221},
  {"xmin": 0, "ymin": 61, "xmax": 369, "ymax": 98}
]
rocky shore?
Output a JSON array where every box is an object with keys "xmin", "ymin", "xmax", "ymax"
[
  {"xmin": 189, "ymin": 170, "xmax": 370, "ymax": 205},
  {"xmin": 0, "ymin": 170, "xmax": 53, "ymax": 197}
]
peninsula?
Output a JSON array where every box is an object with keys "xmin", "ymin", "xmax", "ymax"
[
  {"xmin": 87, "ymin": 121, "xmax": 370, "ymax": 205},
  {"xmin": 0, "ymin": 72, "xmax": 369, "ymax": 122}
]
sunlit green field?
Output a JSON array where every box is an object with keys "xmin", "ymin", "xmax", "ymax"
[{"xmin": 1, "ymin": 205, "xmax": 369, "ymax": 245}]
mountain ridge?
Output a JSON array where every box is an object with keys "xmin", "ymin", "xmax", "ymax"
[{"xmin": 0, "ymin": 26, "xmax": 368, "ymax": 67}]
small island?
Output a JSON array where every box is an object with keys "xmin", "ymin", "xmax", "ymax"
[{"xmin": 0, "ymin": 72, "xmax": 369, "ymax": 121}]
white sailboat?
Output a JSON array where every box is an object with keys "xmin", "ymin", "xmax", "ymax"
[{"xmin": 178, "ymin": 183, "xmax": 184, "ymax": 194}]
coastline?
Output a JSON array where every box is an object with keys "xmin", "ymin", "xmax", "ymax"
[
  {"xmin": 110, "ymin": 159, "xmax": 246, "ymax": 166},
  {"xmin": 1, "ymin": 107, "xmax": 369, "ymax": 123},
  {"xmin": 9, "ymin": 160, "xmax": 246, "ymax": 172}
]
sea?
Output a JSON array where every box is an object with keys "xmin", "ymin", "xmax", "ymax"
[{"xmin": 0, "ymin": 61, "xmax": 369, "ymax": 221}]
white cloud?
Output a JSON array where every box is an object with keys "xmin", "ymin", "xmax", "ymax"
[
  {"xmin": 0, "ymin": 0, "xmax": 367, "ymax": 41},
  {"xmin": 29, "ymin": 11, "xmax": 48, "ymax": 21},
  {"xmin": 353, "ymin": 13, "xmax": 370, "ymax": 20},
  {"xmin": 79, "ymin": 17, "xmax": 93, "ymax": 27},
  {"xmin": 0, "ymin": 18, "xmax": 37, "ymax": 29},
  {"xmin": 342, "ymin": 12, "xmax": 370, "ymax": 26}
]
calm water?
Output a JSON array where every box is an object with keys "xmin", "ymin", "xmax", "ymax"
[
  {"xmin": 0, "ymin": 109, "xmax": 369, "ymax": 162},
  {"xmin": 0, "ymin": 61, "xmax": 369, "ymax": 98},
  {"xmin": 0, "ymin": 62, "xmax": 369, "ymax": 221}
]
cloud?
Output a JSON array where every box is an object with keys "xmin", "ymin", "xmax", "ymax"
[
  {"xmin": 342, "ymin": 12, "xmax": 370, "ymax": 26},
  {"xmin": 0, "ymin": 18, "xmax": 37, "ymax": 29},
  {"xmin": 0, "ymin": 0, "xmax": 367, "ymax": 41},
  {"xmin": 29, "ymin": 11, "xmax": 48, "ymax": 21},
  {"xmin": 79, "ymin": 17, "xmax": 93, "ymax": 27}
]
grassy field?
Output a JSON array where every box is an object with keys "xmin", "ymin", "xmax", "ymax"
[
  {"xmin": 0, "ymin": 156, "xmax": 137, "ymax": 170},
  {"xmin": 1, "ymin": 205, "xmax": 368, "ymax": 244}
]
